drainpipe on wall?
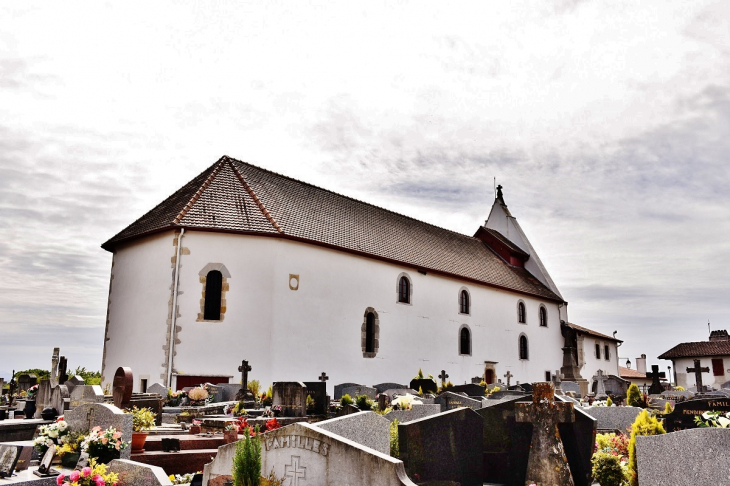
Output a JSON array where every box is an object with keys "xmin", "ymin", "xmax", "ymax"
[{"xmin": 167, "ymin": 228, "xmax": 185, "ymax": 388}]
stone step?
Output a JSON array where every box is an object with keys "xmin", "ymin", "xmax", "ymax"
[
  {"xmin": 131, "ymin": 449, "xmax": 219, "ymax": 476},
  {"xmin": 143, "ymin": 434, "xmax": 231, "ymax": 451}
]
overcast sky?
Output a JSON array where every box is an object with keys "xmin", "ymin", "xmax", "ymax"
[{"xmin": 1, "ymin": 1, "xmax": 729, "ymax": 382}]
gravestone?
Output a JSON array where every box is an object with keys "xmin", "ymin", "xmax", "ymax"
[
  {"xmin": 478, "ymin": 394, "xmax": 596, "ymax": 486},
  {"xmin": 272, "ymin": 382, "xmax": 307, "ymax": 417},
  {"xmin": 408, "ymin": 378, "xmax": 437, "ymax": 394},
  {"xmin": 646, "ymin": 364, "xmax": 667, "ymax": 395},
  {"xmin": 13, "ymin": 445, "xmax": 33, "ymax": 472},
  {"xmin": 373, "ymin": 382, "xmax": 407, "ymax": 394},
  {"xmin": 382, "ymin": 388, "xmax": 419, "ymax": 399},
  {"xmin": 64, "ymin": 375, "xmax": 85, "ymax": 393},
  {"xmin": 65, "ymin": 403, "xmax": 133, "ymax": 459},
  {"xmin": 69, "ymin": 385, "xmax": 104, "ymax": 408},
  {"xmin": 384, "ymin": 404, "xmax": 442, "ymax": 424},
  {"xmin": 203, "ymin": 422, "xmax": 417, "ymax": 486},
  {"xmin": 341, "ymin": 385, "xmax": 377, "ymax": 400},
  {"xmin": 49, "ymin": 384, "xmax": 70, "ymax": 415},
  {"xmin": 109, "ymin": 459, "xmax": 173, "ymax": 486},
  {"xmin": 581, "ymin": 406, "xmax": 642, "ymax": 433},
  {"xmin": 58, "ymin": 356, "xmax": 68, "ymax": 385},
  {"xmin": 334, "ymin": 383, "xmax": 360, "ymax": 400},
  {"xmin": 636, "ymin": 428, "xmax": 730, "ymax": 485},
  {"xmin": 50, "ymin": 348, "xmax": 60, "ymax": 388},
  {"xmin": 561, "ymin": 381, "xmax": 581, "ymax": 395},
  {"xmin": 17, "ymin": 374, "xmax": 37, "ymax": 392},
  {"xmin": 434, "ymin": 391, "xmax": 482, "ymax": 411},
  {"xmin": 503, "ymin": 370, "xmax": 514, "ymax": 387},
  {"xmin": 336, "ymin": 403, "xmax": 362, "ymax": 417},
  {"xmin": 552, "ymin": 370, "xmax": 564, "ymax": 394},
  {"xmin": 591, "ymin": 370, "xmax": 608, "ymax": 399},
  {"xmin": 0, "ymin": 444, "xmax": 20, "ymax": 478},
  {"xmin": 687, "ymin": 359, "xmax": 710, "ymax": 392},
  {"xmin": 448, "ymin": 383, "xmax": 486, "ymax": 397},
  {"xmin": 399, "ymin": 407, "xmax": 483, "ymax": 486},
  {"xmin": 147, "ymin": 382, "xmax": 167, "ymax": 397},
  {"xmin": 661, "ymin": 389, "xmax": 694, "ymax": 401},
  {"xmin": 207, "ymin": 384, "xmax": 223, "ymax": 403},
  {"xmin": 33, "ymin": 379, "xmax": 52, "ymax": 418},
  {"xmin": 604, "ymin": 375, "xmax": 630, "ymax": 398},
  {"xmin": 315, "ymin": 411, "xmax": 390, "ymax": 454},
  {"xmin": 663, "ymin": 397, "xmax": 730, "ymax": 432},
  {"xmin": 34, "ymin": 445, "xmax": 57, "ymax": 477},
  {"xmin": 236, "ymin": 359, "xmax": 255, "ymax": 402},
  {"xmin": 303, "ymin": 381, "xmax": 327, "ymax": 415},
  {"xmin": 113, "ymin": 367, "xmax": 134, "ymax": 408},
  {"xmin": 471, "ymin": 376, "xmax": 483, "ymax": 384},
  {"xmin": 515, "ymin": 382, "xmax": 575, "ymax": 486}
]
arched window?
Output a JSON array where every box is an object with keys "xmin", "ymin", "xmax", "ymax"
[
  {"xmin": 459, "ymin": 326, "xmax": 471, "ymax": 355},
  {"xmin": 539, "ymin": 306, "xmax": 547, "ymax": 327},
  {"xmin": 459, "ymin": 290, "xmax": 470, "ymax": 314},
  {"xmin": 365, "ymin": 312, "xmax": 375, "ymax": 353},
  {"xmin": 519, "ymin": 334, "xmax": 529, "ymax": 360},
  {"xmin": 398, "ymin": 276, "xmax": 410, "ymax": 304},
  {"xmin": 517, "ymin": 301, "xmax": 526, "ymax": 323},
  {"xmin": 204, "ymin": 270, "xmax": 223, "ymax": 320}
]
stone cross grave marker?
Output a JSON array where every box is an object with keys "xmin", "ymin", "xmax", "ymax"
[
  {"xmin": 553, "ymin": 369, "xmax": 564, "ymax": 393},
  {"xmin": 516, "ymin": 382, "xmax": 576, "ymax": 486},
  {"xmin": 438, "ymin": 369, "xmax": 449, "ymax": 387},
  {"xmin": 592, "ymin": 370, "xmax": 608, "ymax": 399},
  {"xmin": 318, "ymin": 372, "xmax": 328, "ymax": 382},
  {"xmin": 687, "ymin": 359, "xmax": 710, "ymax": 392},
  {"xmin": 113, "ymin": 367, "xmax": 133, "ymax": 409},
  {"xmin": 58, "ymin": 356, "xmax": 68, "ymax": 384},
  {"xmin": 504, "ymin": 370, "xmax": 513, "ymax": 387},
  {"xmin": 50, "ymin": 348, "xmax": 60, "ymax": 388},
  {"xmin": 646, "ymin": 364, "xmax": 666, "ymax": 395},
  {"xmin": 237, "ymin": 359, "xmax": 254, "ymax": 401}
]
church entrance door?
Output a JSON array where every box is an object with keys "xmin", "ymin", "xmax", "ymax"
[{"xmin": 485, "ymin": 369, "xmax": 495, "ymax": 385}]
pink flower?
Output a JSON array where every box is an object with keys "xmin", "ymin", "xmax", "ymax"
[
  {"xmin": 56, "ymin": 474, "xmax": 65, "ymax": 485},
  {"xmin": 82, "ymin": 467, "xmax": 92, "ymax": 477},
  {"xmin": 94, "ymin": 476, "xmax": 106, "ymax": 486},
  {"xmin": 101, "ymin": 437, "xmax": 108, "ymax": 444},
  {"xmin": 92, "ymin": 426, "xmax": 102, "ymax": 433},
  {"xmin": 115, "ymin": 441, "xmax": 121, "ymax": 450},
  {"xmin": 69, "ymin": 471, "xmax": 80, "ymax": 482},
  {"xmin": 112, "ymin": 431, "xmax": 122, "ymax": 439}
]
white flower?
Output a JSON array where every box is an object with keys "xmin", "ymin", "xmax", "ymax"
[
  {"xmin": 717, "ymin": 416, "xmax": 730, "ymax": 428},
  {"xmin": 57, "ymin": 421, "xmax": 68, "ymax": 431},
  {"xmin": 47, "ymin": 429, "xmax": 58, "ymax": 438}
]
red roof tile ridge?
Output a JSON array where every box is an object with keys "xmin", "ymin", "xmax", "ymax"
[
  {"xmin": 173, "ymin": 158, "xmax": 226, "ymax": 225},
  {"xmin": 226, "ymin": 156, "xmax": 474, "ymax": 240},
  {"xmin": 566, "ymin": 322, "xmax": 622, "ymax": 342},
  {"xmin": 228, "ymin": 160, "xmax": 283, "ymax": 233}
]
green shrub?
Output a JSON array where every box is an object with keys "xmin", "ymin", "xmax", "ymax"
[
  {"xmin": 389, "ymin": 419, "xmax": 399, "ymax": 458},
  {"xmin": 592, "ymin": 452, "xmax": 627, "ymax": 486},
  {"xmin": 125, "ymin": 406, "xmax": 156, "ymax": 432},
  {"xmin": 664, "ymin": 401, "xmax": 673, "ymax": 414},
  {"xmin": 627, "ymin": 409, "xmax": 665, "ymax": 485},
  {"xmin": 248, "ymin": 380, "xmax": 260, "ymax": 397},
  {"xmin": 626, "ymin": 384, "xmax": 644, "ymax": 408},
  {"xmin": 414, "ymin": 369, "xmax": 424, "ymax": 380},
  {"xmin": 355, "ymin": 394, "xmax": 373, "ymax": 410},
  {"xmin": 606, "ymin": 396, "xmax": 613, "ymax": 407},
  {"xmin": 340, "ymin": 394, "xmax": 354, "ymax": 406},
  {"xmin": 306, "ymin": 394, "xmax": 315, "ymax": 414},
  {"xmin": 233, "ymin": 427, "xmax": 262, "ymax": 486}
]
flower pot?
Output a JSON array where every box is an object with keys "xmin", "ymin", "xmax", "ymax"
[
  {"xmin": 23, "ymin": 400, "xmax": 36, "ymax": 419},
  {"xmin": 223, "ymin": 430, "xmax": 238, "ymax": 444},
  {"xmin": 189, "ymin": 425, "xmax": 201, "ymax": 434},
  {"xmin": 88, "ymin": 446, "xmax": 121, "ymax": 465},
  {"xmin": 273, "ymin": 410, "xmax": 281, "ymax": 417},
  {"xmin": 131, "ymin": 431, "xmax": 149, "ymax": 453},
  {"xmin": 60, "ymin": 452, "xmax": 80, "ymax": 468}
]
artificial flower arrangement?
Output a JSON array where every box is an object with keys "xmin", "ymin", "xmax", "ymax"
[
  {"xmin": 695, "ymin": 411, "xmax": 730, "ymax": 428},
  {"xmin": 166, "ymin": 388, "xmax": 186, "ymax": 406},
  {"xmin": 55, "ymin": 431, "xmax": 86, "ymax": 457},
  {"xmin": 80, "ymin": 426, "xmax": 128, "ymax": 462},
  {"xmin": 56, "ymin": 458, "xmax": 119, "ymax": 486},
  {"xmin": 235, "ymin": 417, "xmax": 281, "ymax": 435},
  {"xmin": 187, "ymin": 386, "xmax": 209, "ymax": 406},
  {"xmin": 33, "ymin": 419, "xmax": 70, "ymax": 455},
  {"xmin": 27, "ymin": 384, "xmax": 39, "ymax": 399},
  {"xmin": 169, "ymin": 472, "xmax": 198, "ymax": 484}
]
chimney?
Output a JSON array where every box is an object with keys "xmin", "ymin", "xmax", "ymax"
[
  {"xmin": 636, "ymin": 354, "xmax": 647, "ymax": 374},
  {"xmin": 709, "ymin": 330, "xmax": 729, "ymax": 342}
]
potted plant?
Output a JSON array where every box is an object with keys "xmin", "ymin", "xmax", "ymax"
[
  {"xmin": 80, "ymin": 426, "xmax": 128, "ymax": 464},
  {"xmin": 33, "ymin": 419, "xmax": 70, "ymax": 456},
  {"xmin": 125, "ymin": 406, "xmax": 156, "ymax": 453},
  {"xmin": 187, "ymin": 386, "xmax": 209, "ymax": 406},
  {"xmin": 271, "ymin": 404, "xmax": 282, "ymax": 417},
  {"xmin": 189, "ymin": 419, "xmax": 202, "ymax": 435},
  {"xmin": 223, "ymin": 423, "xmax": 238, "ymax": 444},
  {"xmin": 56, "ymin": 431, "xmax": 85, "ymax": 468}
]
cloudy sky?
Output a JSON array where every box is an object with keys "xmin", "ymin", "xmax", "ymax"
[{"xmin": 1, "ymin": 1, "xmax": 729, "ymax": 382}]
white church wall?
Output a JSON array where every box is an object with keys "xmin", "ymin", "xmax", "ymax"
[
  {"xmin": 104, "ymin": 230, "xmax": 566, "ymax": 391},
  {"xmin": 580, "ymin": 335, "xmax": 620, "ymax": 389},
  {"xmin": 102, "ymin": 231, "xmax": 177, "ymax": 390},
  {"xmin": 672, "ymin": 356, "xmax": 729, "ymax": 390}
]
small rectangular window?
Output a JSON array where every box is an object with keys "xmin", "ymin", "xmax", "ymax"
[
  {"xmin": 595, "ymin": 343, "xmax": 601, "ymax": 359},
  {"xmin": 545, "ymin": 371, "xmax": 552, "ymax": 382},
  {"xmin": 604, "ymin": 345, "xmax": 610, "ymax": 361},
  {"xmin": 140, "ymin": 378, "xmax": 148, "ymax": 393},
  {"xmin": 712, "ymin": 358, "xmax": 724, "ymax": 377}
]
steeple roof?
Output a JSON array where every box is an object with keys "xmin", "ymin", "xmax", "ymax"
[{"xmin": 103, "ymin": 156, "xmax": 563, "ymax": 302}]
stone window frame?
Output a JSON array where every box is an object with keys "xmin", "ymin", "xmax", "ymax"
[
  {"xmin": 458, "ymin": 324, "xmax": 472, "ymax": 356},
  {"xmin": 518, "ymin": 333, "xmax": 529, "ymax": 360},
  {"xmin": 538, "ymin": 304, "xmax": 548, "ymax": 327},
  {"xmin": 517, "ymin": 300, "xmax": 527, "ymax": 324},
  {"xmin": 458, "ymin": 287, "xmax": 471, "ymax": 316},
  {"xmin": 396, "ymin": 272, "xmax": 413, "ymax": 305},
  {"xmin": 361, "ymin": 307, "xmax": 380, "ymax": 358},
  {"xmin": 196, "ymin": 263, "xmax": 231, "ymax": 322}
]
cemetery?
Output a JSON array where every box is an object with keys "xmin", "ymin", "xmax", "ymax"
[{"xmin": 2, "ymin": 348, "xmax": 730, "ymax": 485}]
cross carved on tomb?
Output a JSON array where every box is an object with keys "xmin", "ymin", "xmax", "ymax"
[
  {"xmin": 318, "ymin": 372, "xmax": 329, "ymax": 382},
  {"xmin": 686, "ymin": 359, "xmax": 710, "ymax": 392},
  {"xmin": 238, "ymin": 360, "xmax": 252, "ymax": 392},
  {"xmin": 438, "ymin": 370, "xmax": 449, "ymax": 385},
  {"xmin": 503, "ymin": 370, "xmax": 513, "ymax": 387},
  {"xmin": 284, "ymin": 455, "xmax": 306, "ymax": 486}
]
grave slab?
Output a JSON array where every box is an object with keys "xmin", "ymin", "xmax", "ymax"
[
  {"xmin": 314, "ymin": 411, "xmax": 390, "ymax": 454},
  {"xmin": 203, "ymin": 422, "xmax": 417, "ymax": 486},
  {"xmin": 341, "ymin": 385, "xmax": 377, "ymax": 400},
  {"xmin": 68, "ymin": 385, "xmax": 104, "ymax": 409},
  {"xmin": 333, "ymin": 383, "xmax": 360, "ymax": 400},
  {"xmin": 109, "ymin": 458, "xmax": 173, "ymax": 485},
  {"xmin": 581, "ymin": 406, "xmax": 642, "ymax": 433},
  {"xmin": 637, "ymin": 428, "xmax": 730, "ymax": 486},
  {"xmin": 147, "ymin": 383, "xmax": 167, "ymax": 397},
  {"xmin": 272, "ymin": 382, "xmax": 307, "ymax": 417},
  {"xmin": 374, "ymin": 383, "xmax": 408, "ymax": 394},
  {"xmin": 434, "ymin": 391, "xmax": 482, "ymax": 412},
  {"xmin": 385, "ymin": 404, "xmax": 442, "ymax": 424}
]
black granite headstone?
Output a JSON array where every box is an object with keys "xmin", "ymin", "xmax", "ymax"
[
  {"xmin": 303, "ymin": 381, "xmax": 327, "ymax": 415},
  {"xmin": 409, "ymin": 378, "xmax": 438, "ymax": 394},
  {"xmin": 435, "ymin": 391, "xmax": 482, "ymax": 411},
  {"xmin": 664, "ymin": 397, "xmax": 730, "ymax": 432},
  {"xmin": 449, "ymin": 383, "xmax": 486, "ymax": 397}
]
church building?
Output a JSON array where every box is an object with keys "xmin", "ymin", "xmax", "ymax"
[{"xmin": 100, "ymin": 156, "xmax": 571, "ymax": 392}]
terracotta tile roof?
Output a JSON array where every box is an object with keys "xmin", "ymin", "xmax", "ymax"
[
  {"xmin": 566, "ymin": 322, "xmax": 622, "ymax": 342},
  {"xmin": 102, "ymin": 156, "xmax": 563, "ymax": 302},
  {"xmin": 618, "ymin": 366, "xmax": 648, "ymax": 379},
  {"xmin": 658, "ymin": 341, "xmax": 730, "ymax": 359},
  {"xmin": 482, "ymin": 228, "xmax": 529, "ymax": 258}
]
